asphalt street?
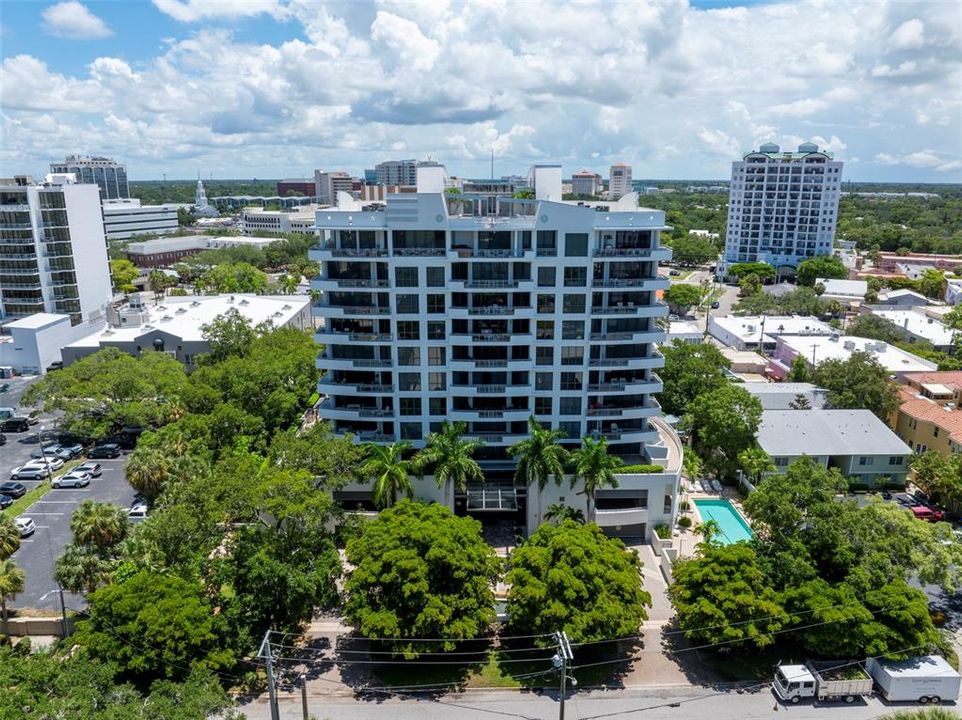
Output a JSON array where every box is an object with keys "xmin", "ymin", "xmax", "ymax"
[{"xmin": 0, "ymin": 376, "xmax": 136, "ymax": 611}]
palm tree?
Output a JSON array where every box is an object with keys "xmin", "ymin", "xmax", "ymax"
[
  {"xmin": 414, "ymin": 422, "xmax": 484, "ymax": 502},
  {"xmin": 362, "ymin": 441, "xmax": 416, "ymax": 509},
  {"xmin": 70, "ymin": 500, "xmax": 129, "ymax": 550},
  {"xmin": 694, "ymin": 519, "xmax": 722, "ymax": 547},
  {"xmin": 570, "ymin": 436, "xmax": 623, "ymax": 518},
  {"xmin": 278, "ymin": 274, "xmax": 299, "ymax": 295},
  {"xmin": 0, "ymin": 558, "xmax": 25, "ymax": 637},
  {"xmin": 737, "ymin": 447, "xmax": 775, "ymax": 485},
  {"xmin": 126, "ymin": 448, "xmax": 172, "ymax": 499},
  {"xmin": 544, "ymin": 503, "xmax": 585, "ymax": 525},
  {"xmin": 508, "ymin": 417, "xmax": 570, "ymax": 522},
  {"xmin": 54, "ymin": 545, "xmax": 114, "ymax": 594},
  {"xmin": 0, "ymin": 517, "xmax": 21, "ymax": 560}
]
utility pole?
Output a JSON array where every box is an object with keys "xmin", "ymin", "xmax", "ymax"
[
  {"xmin": 300, "ymin": 674, "xmax": 309, "ymax": 720},
  {"xmin": 553, "ymin": 631, "xmax": 575, "ymax": 720},
  {"xmin": 258, "ymin": 630, "xmax": 280, "ymax": 720}
]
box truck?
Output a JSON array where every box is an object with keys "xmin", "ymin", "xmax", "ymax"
[
  {"xmin": 866, "ymin": 655, "xmax": 960, "ymax": 704},
  {"xmin": 773, "ymin": 660, "xmax": 873, "ymax": 703}
]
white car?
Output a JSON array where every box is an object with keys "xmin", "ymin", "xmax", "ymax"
[
  {"xmin": 22, "ymin": 456, "xmax": 64, "ymax": 471},
  {"xmin": 14, "ymin": 517, "xmax": 35, "ymax": 538},
  {"xmin": 51, "ymin": 471, "xmax": 90, "ymax": 489},
  {"xmin": 75, "ymin": 461, "xmax": 102, "ymax": 477},
  {"xmin": 10, "ymin": 465, "xmax": 51, "ymax": 481},
  {"xmin": 128, "ymin": 503, "xmax": 149, "ymax": 519}
]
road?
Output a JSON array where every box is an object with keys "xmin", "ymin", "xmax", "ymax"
[
  {"xmin": 0, "ymin": 375, "xmax": 136, "ymax": 610},
  {"xmin": 236, "ymin": 684, "xmax": 942, "ymax": 720}
]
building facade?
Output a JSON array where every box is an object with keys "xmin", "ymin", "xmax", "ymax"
[
  {"xmin": 571, "ymin": 170, "xmax": 603, "ymax": 196},
  {"xmin": 241, "ymin": 205, "xmax": 320, "ymax": 235},
  {"xmin": 722, "ymin": 142, "xmax": 842, "ymax": 274},
  {"xmin": 313, "ymin": 170, "xmax": 354, "ymax": 205},
  {"xmin": 310, "ymin": 165, "xmax": 679, "ymax": 538},
  {"xmin": 374, "ymin": 159, "xmax": 419, "ymax": 187},
  {"xmin": 101, "ymin": 199, "xmax": 179, "ymax": 241},
  {"xmin": 276, "ymin": 179, "xmax": 316, "ymax": 197},
  {"xmin": 50, "ymin": 155, "xmax": 129, "ymax": 200},
  {"xmin": 609, "ymin": 164, "xmax": 632, "ymax": 200},
  {"xmin": 0, "ymin": 175, "xmax": 112, "ymax": 326},
  {"xmin": 124, "ymin": 234, "xmax": 279, "ymax": 267}
]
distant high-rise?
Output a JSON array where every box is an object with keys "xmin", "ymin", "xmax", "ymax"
[
  {"xmin": 608, "ymin": 164, "xmax": 632, "ymax": 200},
  {"xmin": 571, "ymin": 169, "xmax": 602, "ymax": 197},
  {"xmin": 722, "ymin": 142, "xmax": 843, "ymax": 273},
  {"xmin": 50, "ymin": 155, "xmax": 129, "ymax": 200},
  {"xmin": 374, "ymin": 159, "xmax": 420, "ymax": 186},
  {"xmin": 314, "ymin": 170, "xmax": 354, "ymax": 205}
]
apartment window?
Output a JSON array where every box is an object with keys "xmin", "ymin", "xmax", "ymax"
[
  {"xmin": 428, "ymin": 372, "xmax": 446, "ymax": 391},
  {"xmin": 561, "ymin": 347, "xmax": 584, "ymax": 366},
  {"xmin": 395, "ymin": 267, "xmax": 418, "ymax": 287},
  {"xmin": 536, "ymin": 347, "xmax": 554, "ymax": 366},
  {"xmin": 428, "ymin": 347, "xmax": 446, "ymax": 366},
  {"xmin": 562, "ymin": 320, "xmax": 584, "ymax": 340},
  {"xmin": 564, "ymin": 233, "xmax": 589, "ymax": 257},
  {"xmin": 427, "ymin": 321, "xmax": 445, "ymax": 340},
  {"xmin": 429, "ymin": 398, "xmax": 446, "ymax": 416},
  {"xmin": 401, "ymin": 422, "xmax": 421, "ymax": 440},
  {"xmin": 400, "ymin": 398, "xmax": 422, "ymax": 416},
  {"xmin": 934, "ymin": 427, "xmax": 940, "ymax": 437},
  {"xmin": 564, "ymin": 267, "xmax": 587, "ymax": 287},
  {"xmin": 773, "ymin": 457, "xmax": 789, "ymax": 467},
  {"xmin": 560, "ymin": 397, "xmax": 581, "ymax": 415},
  {"xmin": 426, "ymin": 267, "xmax": 445, "ymax": 287},
  {"xmin": 538, "ymin": 267, "xmax": 556, "ymax": 287},
  {"xmin": 535, "ymin": 372, "xmax": 553, "ymax": 391},
  {"xmin": 537, "ymin": 294, "xmax": 556, "ymax": 313},
  {"xmin": 535, "ymin": 397, "xmax": 552, "ymax": 415},
  {"xmin": 396, "ymin": 294, "xmax": 419, "ymax": 313},
  {"xmin": 889, "ymin": 456, "xmax": 904, "ymax": 466},
  {"xmin": 398, "ymin": 372, "xmax": 421, "ymax": 391},
  {"xmin": 915, "ymin": 443, "xmax": 928, "ymax": 453},
  {"xmin": 560, "ymin": 372, "xmax": 582, "ymax": 391},
  {"xmin": 397, "ymin": 321, "xmax": 420, "ymax": 340},
  {"xmin": 559, "ymin": 421, "xmax": 581, "ymax": 439},
  {"xmin": 664, "ymin": 494, "xmax": 672, "ymax": 514},
  {"xmin": 562, "ymin": 294, "xmax": 585, "ymax": 313},
  {"xmin": 858, "ymin": 456, "xmax": 874, "ymax": 466},
  {"xmin": 537, "ymin": 320, "xmax": 555, "ymax": 340},
  {"xmin": 427, "ymin": 294, "xmax": 445, "ymax": 314},
  {"xmin": 398, "ymin": 347, "xmax": 420, "ymax": 366},
  {"xmin": 536, "ymin": 230, "xmax": 557, "ymax": 256}
]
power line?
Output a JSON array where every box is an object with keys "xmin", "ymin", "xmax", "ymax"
[{"xmin": 272, "ymin": 654, "xmax": 555, "ymax": 666}]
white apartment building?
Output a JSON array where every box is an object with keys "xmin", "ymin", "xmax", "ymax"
[
  {"xmin": 102, "ymin": 199, "xmax": 179, "ymax": 240},
  {"xmin": 0, "ymin": 174, "xmax": 112, "ymax": 326},
  {"xmin": 310, "ymin": 164, "xmax": 681, "ymax": 539},
  {"xmin": 721, "ymin": 142, "xmax": 843, "ymax": 275},
  {"xmin": 571, "ymin": 170, "xmax": 603, "ymax": 196},
  {"xmin": 241, "ymin": 205, "xmax": 322, "ymax": 235},
  {"xmin": 50, "ymin": 155, "xmax": 129, "ymax": 200},
  {"xmin": 374, "ymin": 159, "xmax": 419, "ymax": 186},
  {"xmin": 609, "ymin": 163, "xmax": 632, "ymax": 200}
]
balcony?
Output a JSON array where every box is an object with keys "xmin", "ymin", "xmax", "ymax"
[
  {"xmin": 312, "ymin": 277, "xmax": 389, "ymax": 290},
  {"xmin": 449, "ymin": 408, "xmax": 530, "ymax": 422},
  {"xmin": 318, "ymin": 376, "xmax": 394, "ymax": 395},
  {"xmin": 319, "ymin": 400, "xmax": 396, "ymax": 420},
  {"xmin": 393, "ymin": 247, "xmax": 446, "ymax": 257},
  {"xmin": 316, "ymin": 330, "xmax": 392, "ymax": 344},
  {"xmin": 317, "ymin": 356, "xmax": 392, "ymax": 370},
  {"xmin": 313, "ymin": 303, "xmax": 392, "ymax": 318},
  {"xmin": 588, "ymin": 354, "xmax": 663, "ymax": 370},
  {"xmin": 592, "ymin": 278, "xmax": 666, "ymax": 289},
  {"xmin": 592, "ymin": 507, "xmax": 649, "ymax": 528},
  {"xmin": 448, "ymin": 248, "xmax": 526, "ymax": 260},
  {"xmin": 450, "ymin": 383, "xmax": 530, "ymax": 397},
  {"xmin": 313, "ymin": 245, "xmax": 389, "ymax": 260},
  {"xmin": 590, "ymin": 330, "xmax": 663, "ymax": 344}
]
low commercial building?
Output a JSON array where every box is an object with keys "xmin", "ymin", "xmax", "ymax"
[
  {"xmin": 709, "ymin": 314, "xmax": 834, "ymax": 352},
  {"xmin": 770, "ymin": 334, "xmax": 937, "ymax": 380},
  {"xmin": 61, "ymin": 293, "xmax": 312, "ymax": 367},
  {"xmin": 102, "ymin": 199, "xmax": 179, "ymax": 240},
  {"xmin": 816, "ymin": 278, "xmax": 868, "ymax": 305},
  {"xmin": 862, "ymin": 308, "xmax": 955, "ymax": 352},
  {"xmin": 742, "ymin": 382, "xmax": 828, "ymax": 410},
  {"xmin": 0, "ymin": 313, "xmax": 101, "ymax": 375},
  {"xmin": 757, "ymin": 409, "xmax": 911, "ymax": 485},
  {"xmin": 240, "ymin": 205, "xmax": 320, "ymax": 235},
  {"xmin": 276, "ymin": 179, "xmax": 316, "ymax": 197},
  {"xmin": 664, "ymin": 321, "xmax": 702, "ymax": 345},
  {"xmin": 124, "ymin": 234, "xmax": 279, "ymax": 267},
  {"xmin": 878, "ymin": 289, "xmax": 930, "ymax": 307}
]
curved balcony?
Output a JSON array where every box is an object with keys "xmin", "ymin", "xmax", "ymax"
[
  {"xmin": 316, "ymin": 330, "xmax": 392, "ymax": 345},
  {"xmin": 450, "ymin": 383, "xmax": 531, "ymax": 397},
  {"xmin": 313, "ymin": 303, "xmax": 392, "ymax": 318},
  {"xmin": 312, "ymin": 245, "xmax": 388, "ymax": 260},
  {"xmin": 317, "ymin": 356, "xmax": 392, "ymax": 371},
  {"xmin": 318, "ymin": 376, "xmax": 393, "ymax": 395},
  {"xmin": 592, "ymin": 507, "xmax": 649, "ymax": 528},
  {"xmin": 449, "ymin": 408, "xmax": 531, "ymax": 422},
  {"xmin": 312, "ymin": 277, "xmax": 389, "ymax": 291}
]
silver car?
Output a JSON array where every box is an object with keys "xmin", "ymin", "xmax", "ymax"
[
  {"xmin": 14, "ymin": 517, "xmax": 35, "ymax": 538},
  {"xmin": 51, "ymin": 471, "xmax": 91, "ymax": 489}
]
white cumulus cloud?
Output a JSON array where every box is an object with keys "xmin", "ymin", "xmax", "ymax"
[{"xmin": 41, "ymin": 1, "xmax": 112, "ymax": 39}]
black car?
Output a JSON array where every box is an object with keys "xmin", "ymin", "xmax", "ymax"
[
  {"xmin": 0, "ymin": 494, "xmax": 12, "ymax": 509},
  {"xmin": 88, "ymin": 443, "xmax": 121, "ymax": 459},
  {"xmin": 1, "ymin": 416, "xmax": 30, "ymax": 432},
  {"xmin": 710, "ymin": 301, "xmax": 721, "ymax": 309},
  {"xmin": 0, "ymin": 482, "xmax": 27, "ymax": 499}
]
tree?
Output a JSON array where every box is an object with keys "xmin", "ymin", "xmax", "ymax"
[
  {"xmin": 683, "ymin": 384, "xmax": 762, "ymax": 473},
  {"xmin": 126, "ymin": 448, "xmax": 173, "ymax": 499},
  {"xmin": 508, "ymin": 416, "xmax": 569, "ymax": 493},
  {"xmin": 361, "ymin": 441, "xmax": 416, "ymax": 509},
  {"xmin": 663, "ymin": 283, "xmax": 703, "ymax": 312},
  {"xmin": 788, "ymin": 393, "xmax": 812, "ymax": 410},
  {"xmin": 668, "ymin": 235, "xmax": 717, "ymax": 266},
  {"xmin": 505, "ymin": 521, "xmax": 650, "ymax": 644},
  {"xmin": 195, "ymin": 262, "xmax": 268, "ymax": 294},
  {"xmin": 74, "ymin": 570, "xmax": 233, "ymax": 681},
  {"xmin": 277, "ymin": 273, "xmax": 299, "ymax": 295},
  {"xmin": 728, "ymin": 262, "xmax": 775, "ymax": 281},
  {"xmin": 199, "ymin": 308, "xmax": 258, "ymax": 364},
  {"xmin": 797, "ymin": 256, "xmax": 847, "ymax": 286},
  {"xmin": 0, "ymin": 559, "xmax": 25, "ymax": 638},
  {"xmin": 0, "ymin": 517, "xmax": 21, "ymax": 560},
  {"xmin": 414, "ymin": 421, "xmax": 484, "ymax": 495},
  {"xmin": 570, "ymin": 436, "xmax": 623, "ymax": 516},
  {"xmin": 670, "ymin": 543, "xmax": 788, "ymax": 648},
  {"xmin": 55, "ymin": 501, "xmax": 130, "ymax": 594},
  {"xmin": 268, "ymin": 422, "xmax": 367, "ymax": 489},
  {"xmin": 916, "ymin": 268, "xmax": 947, "ymax": 299},
  {"xmin": 70, "ymin": 501, "xmax": 129, "ymax": 550},
  {"xmin": 846, "ymin": 314, "xmax": 904, "ymax": 344},
  {"xmin": 109, "ymin": 258, "xmax": 139, "ymax": 293},
  {"xmin": 544, "ymin": 503, "xmax": 585, "ymax": 525},
  {"xmin": 54, "ymin": 544, "xmax": 116, "ymax": 594},
  {"xmin": 738, "ymin": 447, "xmax": 775, "ymax": 484},
  {"xmin": 148, "ymin": 270, "xmax": 171, "ymax": 299},
  {"xmin": 812, "ymin": 351, "xmax": 900, "ymax": 421},
  {"xmin": 343, "ymin": 500, "xmax": 500, "ymax": 656},
  {"xmin": 738, "ymin": 272, "xmax": 762, "ymax": 298},
  {"xmin": 659, "ymin": 341, "xmax": 731, "ymax": 416}
]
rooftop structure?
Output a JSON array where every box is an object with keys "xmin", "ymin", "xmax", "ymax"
[
  {"xmin": 900, "ymin": 371, "xmax": 962, "ymax": 403},
  {"xmin": 878, "ymin": 289, "xmax": 930, "ymax": 307},
  {"xmin": 241, "ymin": 205, "xmax": 322, "ymax": 235},
  {"xmin": 664, "ymin": 321, "xmax": 702, "ymax": 345},
  {"xmin": 816, "ymin": 278, "xmax": 867, "ymax": 302},
  {"xmin": 741, "ymin": 382, "xmax": 828, "ymax": 409},
  {"xmin": 771, "ymin": 334, "xmax": 937, "ymax": 379},
  {"xmin": 863, "ymin": 308, "xmax": 955, "ymax": 351},
  {"xmin": 708, "ymin": 314, "xmax": 833, "ymax": 351},
  {"xmin": 101, "ymin": 198, "xmax": 179, "ymax": 241},
  {"xmin": 49, "ymin": 154, "xmax": 128, "ymax": 200}
]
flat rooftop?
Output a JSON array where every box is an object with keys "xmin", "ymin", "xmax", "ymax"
[
  {"xmin": 778, "ymin": 334, "xmax": 937, "ymax": 373},
  {"xmin": 869, "ymin": 309, "xmax": 954, "ymax": 345},
  {"xmin": 758, "ymin": 409, "xmax": 912, "ymax": 458},
  {"xmin": 713, "ymin": 314, "xmax": 833, "ymax": 343}
]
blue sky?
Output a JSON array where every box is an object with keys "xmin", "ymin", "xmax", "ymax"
[{"xmin": 2, "ymin": 0, "xmax": 960, "ymax": 182}]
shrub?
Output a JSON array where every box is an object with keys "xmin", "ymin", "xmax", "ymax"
[
  {"xmin": 677, "ymin": 516, "xmax": 692, "ymax": 529},
  {"xmin": 678, "ymin": 499, "xmax": 690, "ymax": 511},
  {"xmin": 654, "ymin": 524, "xmax": 671, "ymax": 540},
  {"xmin": 617, "ymin": 464, "xmax": 664, "ymax": 474}
]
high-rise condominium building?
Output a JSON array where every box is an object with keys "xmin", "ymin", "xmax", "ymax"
[
  {"xmin": 310, "ymin": 164, "xmax": 680, "ymax": 538},
  {"xmin": 722, "ymin": 142, "xmax": 843, "ymax": 273},
  {"xmin": 314, "ymin": 170, "xmax": 354, "ymax": 205},
  {"xmin": 609, "ymin": 164, "xmax": 632, "ymax": 200},
  {"xmin": 0, "ymin": 175, "xmax": 112, "ymax": 325},
  {"xmin": 374, "ymin": 159, "xmax": 418, "ymax": 186},
  {"xmin": 571, "ymin": 170, "xmax": 603, "ymax": 197},
  {"xmin": 50, "ymin": 155, "xmax": 129, "ymax": 200}
]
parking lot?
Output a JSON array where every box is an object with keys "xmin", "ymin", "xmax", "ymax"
[{"xmin": 0, "ymin": 377, "xmax": 137, "ymax": 611}]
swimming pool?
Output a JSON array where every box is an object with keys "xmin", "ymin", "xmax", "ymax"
[{"xmin": 692, "ymin": 498, "xmax": 755, "ymax": 545}]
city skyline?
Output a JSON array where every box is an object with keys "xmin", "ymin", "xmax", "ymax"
[{"xmin": 1, "ymin": 0, "xmax": 960, "ymax": 183}]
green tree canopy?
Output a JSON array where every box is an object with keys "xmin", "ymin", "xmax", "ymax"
[
  {"xmin": 668, "ymin": 235, "xmax": 718, "ymax": 266},
  {"xmin": 811, "ymin": 351, "xmax": 900, "ymax": 420},
  {"xmin": 846, "ymin": 314, "xmax": 905, "ymax": 344},
  {"xmin": 199, "ymin": 308, "xmax": 259, "ymax": 364},
  {"xmin": 361, "ymin": 441, "xmax": 416, "ymax": 509},
  {"xmin": 728, "ymin": 262, "xmax": 776, "ymax": 280},
  {"xmin": 414, "ymin": 421, "xmax": 484, "ymax": 493},
  {"xmin": 109, "ymin": 258, "xmax": 140, "ymax": 293},
  {"xmin": 797, "ymin": 255, "xmax": 848, "ymax": 286},
  {"xmin": 507, "ymin": 416, "xmax": 569, "ymax": 492},
  {"xmin": 506, "ymin": 521, "xmax": 651, "ymax": 644},
  {"xmin": 683, "ymin": 384, "xmax": 762, "ymax": 473},
  {"xmin": 658, "ymin": 340, "xmax": 731, "ymax": 416},
  {"xmin": 570, "ymin": 436, "xmax": 623, "ymax": 516},
  {"xmin": 343, "ymin": 500, "xmax": 500, "ymax": 657},
  {"xmin": 194, "ymin": 262, "xmax": 269, "ymax": 294},
  {"xmin": 663, "ymin": 283, "xmax": 703, "ymax": 311}
]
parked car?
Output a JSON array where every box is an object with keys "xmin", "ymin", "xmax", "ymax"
[
  {"xmin": 75, "ymin": 461, "xmax": 102, "ymax": 477},
  {"xmin": 1, "ymin": 416, "xmax": 30, "ymax": 432},
  {"xmin": 14, "ymin": 517, "xmax": 35, "ymax": 537},
  {"xmin": 0, "ymin": 495, "xmax": 12, "ymax": 510},
  {"xmin": 0, "ymin": 481, "xmax": 27, "ymax": 498},
  {"xmin": 21, "ymin": 456, "xmax": 64, "ymax": 471},
  {"xmin": 128, "ymin": 503, "xmax": 149, "ymax": 519},
  {"xmin": 57, "ymin": 443, "xmax": 84, "ymax": 459},
  {"xmin": 911, "ymin": 506, "xmax": 945, "ymax": 522},
  {"xmin": 52, "ymin": 471, "xmax": 91, "ymax": 489},
  {"xmin": 9, "ymin": 465, "xmax": 50, "ymax": 481},
  {"xmin": 710, "ymin": 301, "xmax": 721, "ymax": 309},
  {"xmin": 88, "ymin": 443, "xmax": 122, "ymax": 459},
  {"xmin": 31, "ymin": 445, "xmax": 73, "ymax": 461}
]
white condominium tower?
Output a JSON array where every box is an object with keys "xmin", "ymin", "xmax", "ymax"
[
  {"xmin": 722, "ymin": 142, "xmax": 843, "ymax": 273},
  {"xmin": 0, "ymin": 174, "xmax": 112, "ymax": 325},
  {"xmin": 609, "ymin": 163, "xmax": 632, "ymax": 200},
  {"xmin": 311, "ymin": 163, "xmax": 670, "ymax": 464},
  {"xmin": 50, "ymin": 154, "xmax": 129, "ymax": 200}
]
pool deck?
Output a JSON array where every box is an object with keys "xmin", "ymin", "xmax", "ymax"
[{"xmin": 674, "ymin": 479, "xmax": 753, "ymax": 558}]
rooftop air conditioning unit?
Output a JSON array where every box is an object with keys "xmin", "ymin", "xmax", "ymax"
[{"xmin": 843, "ymin": 340, "xmax": 855, "ymax": 350}]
